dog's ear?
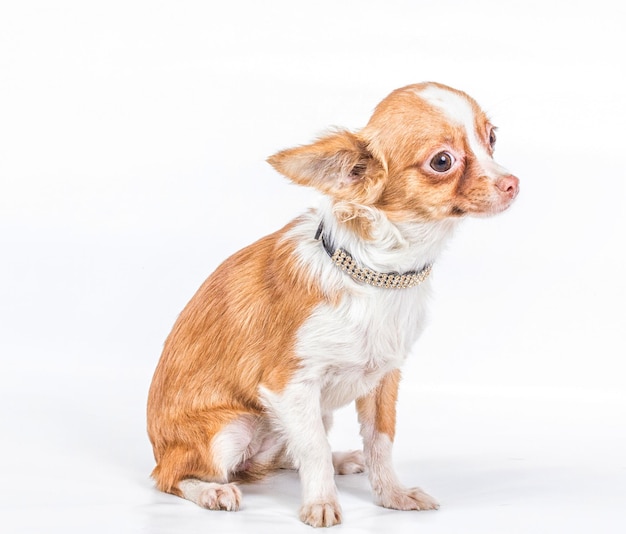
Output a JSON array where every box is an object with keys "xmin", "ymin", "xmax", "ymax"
[{"xmin": 267, "ymin": 130, "xmax": 386, "ymax": 204}]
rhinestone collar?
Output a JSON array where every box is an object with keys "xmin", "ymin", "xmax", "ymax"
[{"xmin": 314, "ymin": 222, "xmax": 432, "ymax": 289}]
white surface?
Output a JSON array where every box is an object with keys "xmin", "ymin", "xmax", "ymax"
[{"xmin": 1, "ymin": 1, "xmax": 625, "ymax": 533}]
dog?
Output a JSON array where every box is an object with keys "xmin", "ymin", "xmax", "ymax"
[{"xmin": 147, "ymin": 82, "xmax": 519, "ymax": 527}]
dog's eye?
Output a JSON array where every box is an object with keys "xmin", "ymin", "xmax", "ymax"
[
  {"xmin": 429, "ymin": 152, "xmax": 454, "ymax": 172},
  {"xmin": 489, "ymin": 129, "xmax": 497, "ymax": 148}
]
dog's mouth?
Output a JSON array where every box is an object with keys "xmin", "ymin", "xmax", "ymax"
[
  {"xmin": 473, "ymin": 197, "xmax": 519, "ymax": 218},
  {"xmin": 450, "ymin": 206, "xmax": 467, "ymax": 217},
  {"xmin": 451, "ymin": 189, "xmax": 520, "ymax": 219}
]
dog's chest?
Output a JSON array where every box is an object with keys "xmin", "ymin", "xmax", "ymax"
[{"xmin": 294, "ymin": 284, "xmax": 431, "ymax": 408}]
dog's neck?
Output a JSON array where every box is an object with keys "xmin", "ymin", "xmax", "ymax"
[
  {"xmin": 315, "ymin": 221, "xmax": 434, "ymax": 288},
  {"xmin": 317, "ymin": 198, "xmax": 458, "ymax": 279}
]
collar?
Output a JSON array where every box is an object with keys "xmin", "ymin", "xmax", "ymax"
[{"xmin": 315, "ymin": 222, "xmax": 432, "ymax": 289}]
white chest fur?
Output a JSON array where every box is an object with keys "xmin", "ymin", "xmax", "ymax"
[
  {"xmin": 280, "ymin": 201, "xmax": 457, "ymax": 410},
  {"xmin": 295, "ymin": 282, "xmax": 433, "ymax": 409}
]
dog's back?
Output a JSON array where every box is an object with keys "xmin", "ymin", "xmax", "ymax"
[{"xmin": 147, "ymin": 221, "xmax": 323, "ymax": 488}]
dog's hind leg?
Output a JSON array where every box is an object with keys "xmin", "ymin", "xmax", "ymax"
[
  {"xmin": 332, "ymin": 450, "xmax": 366, "ymax": 474},
  {"xmin": 151, "ymin": 412, "xmax": 268, "ymax": 511},
  {"xmin": 178, "ymin": 479, "xmax": 242, "ymax": 511}
]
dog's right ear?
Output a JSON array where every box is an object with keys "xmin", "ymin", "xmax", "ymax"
[{"xmin": 267, "ymin": 130, "xmax": 386, "ymax": 204}]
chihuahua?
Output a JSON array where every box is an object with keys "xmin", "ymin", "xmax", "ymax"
[{"xmin": 147, "ymin": 82, "xmax": 519, "ymax": 527}]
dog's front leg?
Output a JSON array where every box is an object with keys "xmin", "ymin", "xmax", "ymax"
[
  {"xmin": 263, "ymin": 382, "xmax": 341, "ymax": 527},
  {"xmin": 356, "ymin": 369, "xmax": 439, "ymax": 511}
]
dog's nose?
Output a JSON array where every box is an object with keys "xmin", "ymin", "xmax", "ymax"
[{"xmin": 495, "ymin": 174, "xmax": 520, "ymax": 199}]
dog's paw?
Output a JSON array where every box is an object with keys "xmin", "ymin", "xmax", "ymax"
[
  {"xmin": 376, "ymin": 487, "xmax": 439, "ymax": 511},
  {"xmin": 197, "ymin": 482, "xmax": 242, "ymax": 511},
  {"xmin": 332, "ymin": 450, "xmax": 366, "ymax": 475},
  {"xmin": 299, "ymin": 500, "xmax": 342, "ymax": 527}
]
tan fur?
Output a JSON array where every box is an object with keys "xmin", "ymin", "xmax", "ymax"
[
  {"xmin": 356, "ymin": 369, "xmax": 401, "ymax": 441},
  {"xmin": 268, "ymin": 130, "xmax": 386, "ymax": 240},
  {"xmin": 147, "ymin": 219, "xmax": 328, "ymax": 494},
  {"xmin": 269, "ymin": 82, "xmax": 511, "ymax": 229},
  {"xmin": 361, "ymin": 84, "xmax": 500, "ymax": 220}
]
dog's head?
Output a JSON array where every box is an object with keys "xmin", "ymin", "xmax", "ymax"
[{"xmin": 268, "ymin": 82, "xmax": 519, "ymax": 225}]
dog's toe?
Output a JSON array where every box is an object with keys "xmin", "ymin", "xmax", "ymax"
[
  {"xmin": 197, "ymin": 483, "xmax": 242, "ymax": 511},
  {"xmin": 299, "ymin": 500, "xmax": 342, "ymax": 527},
  {"xmin": 377, "ymin": 486, "xmax": 439, "ymax": 511}
]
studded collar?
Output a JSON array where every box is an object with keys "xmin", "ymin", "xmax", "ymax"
[{"xmin": 314, "ymin": 222, "xmax": 432, "ymax": 289}]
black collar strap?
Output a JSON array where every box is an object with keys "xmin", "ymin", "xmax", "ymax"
[{"xmin": 315, "ymin": 222, "xmax": 432, "ymax": 289}]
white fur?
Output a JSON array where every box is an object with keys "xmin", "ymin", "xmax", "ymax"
[
  {"xmin": 179, "ymin": 479, "xmax": 242, "ymax": 511},
  {"xmin": 284, "ymin": 201, "xmax": 456, "ymax": 410},
  {"xmin": 211, "ymin": 415, "xmax": 285, "ymax": 478},
  {"xmin": 210, "ymin": 416, "xmax": 257, "ymax": 478},
  {"xmin": 418, "ymin": 85, "xmax": 511, "ymax": 182},
  {"xmin": 288, "ymin": 197, "xmax": 457, "ymax": 297},
  {"xmin": 261, "ymin": 381, "xmax": 340, "ymax": 514},
  {"xmin": 332, "ymin": 450, "xmax": 365, "ymax": 474},
  {"xmin": 259, "ymin": 200, "xmax": 455, "ymax": 518}
]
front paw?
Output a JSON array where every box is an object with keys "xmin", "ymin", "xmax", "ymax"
[
  {"xmin": 377, "ymin": 487, "xmax": 439, "ymax": 511},
  {"xmin": 299, "ymin": 500, "xmax": 342, "ymax": 527}
]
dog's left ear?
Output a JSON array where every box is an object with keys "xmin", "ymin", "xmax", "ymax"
[{"xmin": 267, "ymin": 130, "xmax": 386, "ymax": 204}]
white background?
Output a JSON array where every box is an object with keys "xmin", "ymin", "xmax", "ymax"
[{"xmin": 1, "ymin": 1, "xmax": 625, "ymax": 533}]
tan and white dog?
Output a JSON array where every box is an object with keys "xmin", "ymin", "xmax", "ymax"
[{"xmin": 147, "ymin": 82, "xmax": 519, "ymax": 527}]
